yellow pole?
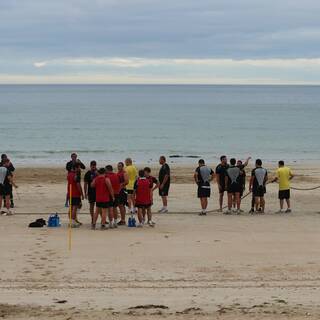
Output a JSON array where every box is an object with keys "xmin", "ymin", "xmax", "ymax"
[{"xmin": 69, "ymin": 184, "xmax": 72, "ymax": 251}]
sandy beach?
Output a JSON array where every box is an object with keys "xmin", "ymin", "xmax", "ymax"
[{"xmin": 1, "ymin": 164, "xmax": 320, "ymax": 319}]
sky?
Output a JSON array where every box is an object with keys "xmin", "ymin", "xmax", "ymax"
[{"xmin": 1, "ymin": 0, "xmax": 320, "ymax": 84}]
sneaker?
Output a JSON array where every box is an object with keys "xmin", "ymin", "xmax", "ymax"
[
  {"xmin": 198, "ymin": 211, "xmax": 207, "ymax": 216},
  {"xmin": 236, "ymin": 209, "xmax": 241, "ymax": 215},
  {"xmin": 158, "ymin": 208, "xmax": 164, "ymax": 213},
  {"xmin": 71, "ymin": 221, "xmax": 80, "ymax": 228},
  {"xmin": 75, "ymin": 219, "xmax": 82, "ymax": 226},
  {"xmin": 109, "ymin": 222, "xmax": 115, "ymax": 229},
  {"xmin": 224, "ymin": 209, "xmax": 232, "ymax": 215},
  {"xmin": 101, "ymin": 224, "xmax": 107, "ymax": 230},
  {"xmin": 117, "ymin": 220, "xmax": 126, "ymax": 226},
  {"xmin": 275, "ymin": 209, "xmax": 284, "ymax": 214},
  {"xmin": 161, "ymin": 209, "xmax": 168, "ymax": 214},
  {"xmin": 113, "ymin": 221, "xmax": 118, "ymax": 228},
  {"xmin": 136, "ymin": 223, "xmax": 143, "ymax": 228},
  {"xmin": 91, "ymin": 224, "xmax": 96, "ymax": 230},
  {"xmin": 285, "ymin": 209, "xmax": 292, "ymax": 213},
  {"xmin": 148, "ymin": 221, "xmax": 155, "ymax": 227}
]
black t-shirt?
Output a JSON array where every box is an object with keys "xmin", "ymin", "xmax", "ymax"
[
  {"xmin": 195, "ymin": 166, "xmax": 214, "ymax": 186},
  {"xmin": 159, "ymin": 163, "xmax": 170, "ymax": 185},
  {"xmin": 66, "ymin": 160, "xmax": 86, "ymax": 172},
  {"xmin": 251, "ymin": 167, "xmax": 268, "ymax": 190},
  {"xmin": 237, "ymin": 164, "xmax": 246, "ymax": 187},
  {"xmin": 215, "ymin": 163, "xmax": 229, "ymax": 186},
  {"xmin": 84, "ymin": 170, "xmax": 97, "ymax": 196}
]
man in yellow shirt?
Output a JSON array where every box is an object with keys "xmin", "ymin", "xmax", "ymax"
[
  {"xmin": 272, "ymin": 160, "xmax": 294, "ymax": 213},
  {"xmin": 125, "ymin": 158, "xmax": 138, "ymax": 214}
]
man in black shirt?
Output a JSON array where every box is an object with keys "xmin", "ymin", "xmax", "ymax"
[
  {"xmin": 158, "ymin": 156, "xmax": 170, "ymax": 213},
  {"xmin": 84, "ymin": 160, "xmax": 97, "ymax": 223},
  {"xmin": 66, "ymin": 153, "xmax": 86, "ymax": 172},
  {"xmin": 215, "ymin": 155, "xmax": 229, "ymax": 212},
  {"xmin": 1, "ymin": 154, "xmax": 15, "ymax": 208}
]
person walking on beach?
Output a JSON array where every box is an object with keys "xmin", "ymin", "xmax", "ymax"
[
  {"xmin": 1, "ymin": 154, "xmax": 15, "ymax": 208},
  {"xmin": 158, "ymin": 156, "xmax": 170, "ymax": 213},
  {"xmin": 117, "ymin": 162, "xmax": 129, "ymax": 225},
  {"xmin": 67, "ymin": 162, "xmax": 84, "ymax": 227},
  {"xmin": 125, "ymin": 158, "xmax": 138, "ymax": 214},
  {"xmin": 106, "ymin": 165, "xmax": 121, "ymax": 225},
  {"xmin": 144, "ymin": 167, "xmax": 159, "ymax": 224},
  {"xmin": 0, "ymin": 159, "xmax": 17, "ymax": 216},
  {"xmin": 225, "ymin": 158, "xmax": 242, "ymax": 214},
  {"xmin": 91, "ymin": 168, "xmax": 115, "ymax": 230},
  {"xmin": 272, "ymin": 160, "xmax": 294, "ymax": 213},
  {"xmin": 84, "ymin": 161, "xmax": 97, "ymax": 224},
  {"xmin": 194, "ymin": 159, "xmax": 214, "ymax": 216},
  {"xmin": 215, "ymin": 155, "xmax": 229, "ymax": 212},
  {"xmin": 134, "ymin": 170, "xmax": 153, "ymax": 227},
  {"xmin": 249, "ymin": 159, "xmax": 268, "ymax": 214}
]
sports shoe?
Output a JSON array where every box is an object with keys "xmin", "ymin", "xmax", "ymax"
[
  {"xmin": 117, "ymin": 220, "xmax": 126, "ymax": 226},
  {"xmin": 275, "ymin": 209, "xmax": 284, "ymax": 214},
  {"xmin": 75, "ymin": 219, "xmax": 82, "ymax": 226},
  {"xmin": 161, "ymin": 208, "xmax": 168, "ymax": 213},
  {"xmin": 198, "ymin": 211, "xmax": 207, "ymax": 216},
  {"xmin": 148, "ymin": 220, "xmax": 155, "ymax": 227},
  {"xmin": 101, "ymin": 224, "xmax": 107, "ymax": 230},
  {"xmin": 136, "ymin": 223, "xmax": 143, "ymax": 228},
  {"xmin": 113, "ymin": 221, "xmax": 118, "ymax": 228},
  {"xmin": 285, "ymin": 209, "xmax": 292, "ymax": 213},
  {"xmin": 236, "ymin": 209, "xmax": 241, "ymax": 215},
  {"xmin": 224, "ymin": 209, "xmax": 232, "ymax": 215},
  {"xmin": 71, "ymin": 221, "xmax": 80, "ymax": 228},
  {"xmin": 91, "ymin": 224, "xmax": 96, "ymax": 230}
]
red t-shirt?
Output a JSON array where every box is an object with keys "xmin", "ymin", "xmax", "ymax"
[
  {"xmin": 67, "ymin": 171, "xmax": 81, "ymax": 198},
  {"xmin": 94, "ymin": 175, "xmax": 110, "ymax": 202},
  {"xmin": 117, "ymin": 171, "xmax": 125, "ymax": 184},
  {"xmin": 106, "ymin": 172, "xmax": 121, "ymax": 195},
  {"xmin": 134, "ymin": 177, "xmax": 152, "ymax": 205}
]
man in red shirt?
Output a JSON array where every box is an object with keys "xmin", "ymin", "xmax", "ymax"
[
  {"xmin": 133, "ymin": 170, "xmax": 153, "ymax": 227},
  {"xmin": 105, "ymin": 165, "xmax": 121, "ymax": 225},
  {"xmin": 91, "ymin": 168, "xmax": 114, "ymax": 230},
  {"xmin": 144, "ymin": 167, "xmax": 158, "ymax": 225},
  {"xmin": 67, "ymin": 162, "xmax": 84, "ymax": 228},
  {"xmin": 117, "ymin": 162, "xmax": 129, "ymax": 225}
]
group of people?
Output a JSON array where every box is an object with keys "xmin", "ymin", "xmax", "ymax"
[
  {"xmin": 195, "ymin": 156, "xmax": 294, "ymax": 215},
  {"xmin": 65, "ymin": 153, "xmax": 171, "ymax": 229},
  {"xmin": 0, "ymin": 154, "xmax": 17, "ymax": 216}
]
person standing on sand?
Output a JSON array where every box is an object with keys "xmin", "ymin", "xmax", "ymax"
[
  {"xmin": 125, "ymin": 158, "xmax": 138, "ymax": 214},
  {"xmin": 194, "ymin": 159, "xmax": 214, "ymax": 216},
  {"xmin": 84, "ymin": 160, "xmax": 97, "ymax": 224},
  {"xmin": 67, "ymin": 162, "xmax": 84, "ymax": 228},
  {"xmin": 235, "ymin": 157, "xmax": 251, "ymax": 212},
  {"xmin": 249, "ymin": 159, "xmax": 268, "ymax": 214},
  {"xmin": 158, "ymin": 156, "xmax": 170, "ymax": 213},
  {"xmin": 272, "ymin": 160, "xmax": 294, "ymax": 213},
  {"xmin": 1, "ymin": 154, "xmax": 15, "ymax": 208},
  {"xmin": 215, "ymin": 155, "xmax": 229, "ymax": 212},
  {"xmin": 117, "ymin": 162, "xmax": 129, "ymax": 226},
  {"xmin": 91, "ymin": 168, "xmax": 115, "ymax": 230},
  {"xmin": 144, "ymin": 167, "xmax": 159, "ymax": 225}
]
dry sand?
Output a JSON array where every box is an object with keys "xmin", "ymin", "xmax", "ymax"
[{"xmin": 0, "ymin": 164, "xmax": 320, "ymax": 319}]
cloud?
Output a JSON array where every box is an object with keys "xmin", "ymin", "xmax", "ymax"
[{"xmin": 33, "ymin": 61, "xmax": 47, "ymax": 68}]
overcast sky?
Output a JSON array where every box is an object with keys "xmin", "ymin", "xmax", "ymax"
[{"xmin": 1, "ymin": 0, "xmax": 320, "ymax": 84}]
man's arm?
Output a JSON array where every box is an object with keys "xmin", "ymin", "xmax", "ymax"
[
  {"xmin": 8, "ymin": 174, "xmax": 18, "ymax": 188},
  {"xmin": 242, "ymin": 157, "xmax": 251, "ymax": 167},
  {"xmin": 289, "ymin": 169, "xmax": 294, "ymax": 180},
  {"xmin": 122, "ymin": 172, "xmax": 129, "ymax": 188},
  {"xmin": 106, "ymin": 178, "xmax": 114, "ymax": 200},
  {"xmin": 160, "ymin": 174, "xmax": 169, "ymax": 189},
  {"xmin": 249, "ymin": 176, "xmax": 254, "ymax": 191},
  {"xmin": 84, "ymin": 181, "xmax": 88, "ymax": 199},
  {"xmin": 76, "ymin": 181, "xmax": 84, "ymax": 199},
  {"xmin": 79, "ymin": 160, "xmax": 86, "ymax": 170},
  {"xmin": 8, "ymin": 162, "xmax": 15, "ymax": 172},
  {"xmin": 194, "ymin": 170, "xmax": 199, "ymax": 185},
  {"xmin": 152, "ymin": 178, "xmax": 159, "ymax": 191},
  {"xmin": 224, "ymin": 175, "xmax": 228, "ymax": 189}
]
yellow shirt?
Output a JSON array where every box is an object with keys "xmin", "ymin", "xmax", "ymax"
[
  {"xmin": 125, "ymin": 165, "xmax": 138, "ymax": 190},
  {"xmin": 276, "ymin": 166, "xmax": 293, "ymax": 191}
]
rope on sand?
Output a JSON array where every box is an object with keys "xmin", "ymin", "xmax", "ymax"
[{"xmin": 290, "ymin": 185, "xmax": 320, "ymax": 191}]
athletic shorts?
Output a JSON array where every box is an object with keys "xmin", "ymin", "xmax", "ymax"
[
  {"xmin": 197, "ymin": 186, "xmax": 211, "ymax": 198},
  {"xmin": 227, "ymin": 183, "xmax": 241, "ymax": 194},
  {"xmin": 88, "ymin": 192, "xmax": 96, "ymax": 204},
  {"xmin": 159, "ymin": 183, "xmax": 170, "ymax": 197},
  {"xmin": 253, "ymin": 186, "xmax": 266, "ymax": 198},
  {"xmin": 112, "ymin": 194, "xmax": 120, "ymax": 208},
  {"xmin": 219, "ymin": 183, "xmax": 227, "ymax": 194},
  {"xmin": 0, "ymin": 184, "xmax": 12, "ymax": 196},
  {"xmin": 70, "ymin": 197, "xmax": 81, "ymax": 207},
  {"xmin": 279, "ymin": 189, "xmax": 290, "ymax": 200},
  {"xmin": 126, "ymin": 189, "xmax": 134, "ymax": 195},
  {"xmin": 118, "ymin": 189, "xmax": 128, "ymax": 205},
  {"xmin": 136, "ymin": 203, "xmax": 151, "ymax": 209},
  {"xmin": 96, "ymin": 201, "xmax": 113, "ymax": 208}
]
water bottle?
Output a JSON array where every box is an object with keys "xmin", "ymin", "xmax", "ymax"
[
  {"xmin": 55, "ymin": 213, "xmax": 61, "ymax": 227},
  {"xmin": 128, "ymin": 216, "xmax": 132, "ymax": 227},
  {"xmin": 48, "ymin": 215, "xmax": 54, "ymax": 227}
]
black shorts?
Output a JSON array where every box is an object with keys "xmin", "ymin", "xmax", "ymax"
[
  {"xmin": 197, "ymin": 186, "xmax": 211, "ymax": 198},
  {"xmin": 96, "ymin": 201, "xmax": 113, "ymax": 208},
  {"xmin": 219, "ymin": 183, "xmax": 227, "ymax": 194},
  {"xmin": 0, "ymin": 184, "xmax": 12, "ymax": 196},
  {"xmin": 227, "ymin": 183, "xmax": 241, "ymax": 194},
  {"xmin": 279, "ymin": 189, "xmax": 290, "ymax": 200},
  {"xmin": 159, "ymin": 184, "xmax": 170, "ymax": 197},
  {"xmin": 70, "ymin": 197, "xmax": 81, "ymax": 207},
  {"xmin": 136, "ymin": 203, "xmax": 151, "ymax": 209},
  {"xmin": 88, "ymin": 192, "xmax": 96, "ymax": 204},
  {"xmin": 112, "ymin": 194, "xmax": 120, "ymax": 208},
  {"xmin": 118, "ymin": 189, "xmax": 128, "ymax": 205},
  {"xmin": 127, "ymin": 189, "xmax": 134, "ymax": 195},
  {"xmin": 253, "ymin": 186, "xmax": 266, "ymax": 198}
]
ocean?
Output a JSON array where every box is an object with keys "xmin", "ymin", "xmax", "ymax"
[{"xmin": 0, "ymin": 84, "xmax": 319, "ymax": 166}]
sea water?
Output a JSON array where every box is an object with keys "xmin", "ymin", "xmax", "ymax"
[{"xmin": 0, "ymin": 84, "xmax": 319, "ymax": 166}]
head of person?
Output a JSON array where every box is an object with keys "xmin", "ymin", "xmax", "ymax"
[
  {"xmin": 98, "ymin": 167, "xmax": 106, "ymax": 175},
  {"xmin": 1, "ymin": 154, "xmax": 7, "ymax": 162},
  {"xmin": 71, "ymin": 153, "xmax": 77, "ymax": 162},
  {"xmin": 278, "ymin": 160, "xmax": 284, "ymax": 167},
  {"xmin": 2, "ymin": 158, "xmax": 10, "ymax": 167},
  {"xmin": 230, "ymin": 158, "xmax": 236, "ymax": 166},
  {"xmin": 144, "ymin": 167, "xmax": 151, "ymax": 177},
  {"xmin": 159, "ymin": 156, "xmax": 166, "ymax": 165},
  {"xmin": 255, "ymin": 159, "xmax": 262, "ymax": 167},
  {"xmin": 138, "ymin": 169, "xmax": 145, "ymax": 178},
  {"xmin": 237, "ymin": 160, "xmax": 243, "ymax": 166},
  {"xmin": 117, "ymin": 162, "xmax": 124, "ymax": 171},
  {"xmin": 220, "ymin": 155, "xmax": 227, "ymax": 165},
  {"xmin": 125, "ymin": 158, "xmax": 132, "ymax": 166},
  {"xmin": 105, "ymin": 165, "xmax": 113, "ymax": 173},
  {"xmin": 198, "ymin": 159, "xmax": 205, "ymax": 167},
  {"xmin": 90, "ymin": 160, "xmax": 97, "ymax": 171}
]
